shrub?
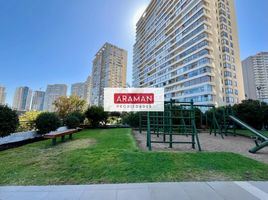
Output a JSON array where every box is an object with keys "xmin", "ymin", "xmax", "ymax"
[
  {"xmin": 0, "ymin": 105, "xmax": 19, "ymax": 137},
  {"xmin": 85, "ymin": 106, "xmax": 108, "ymax": 127},
  {"xmin": 65, "ymin": 115, "xmax": 80, "ymax": 129},
  {"xmin": 68, "ymin": 111, "xmax": 85, "ymax": 123},
  {"xmin": 35, "ymin": 112, "xmax": 61, "ymax": 134},
  {"xmin": 121, "ymin": 112, "xmax": 139, "ymax": 127}
]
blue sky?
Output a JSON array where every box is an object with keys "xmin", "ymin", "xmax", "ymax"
[{"xmin": 0, "ymin": 0, "xmax": 267, "ymax": 105}]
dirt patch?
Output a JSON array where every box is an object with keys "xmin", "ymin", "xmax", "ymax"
[
  {"xmin": 42, "ymin": 139, "xmax": 96, "ymax": 156},
  {"xmin": 133, "ymin": 130, "xmax": 268, "ymax": 164}
]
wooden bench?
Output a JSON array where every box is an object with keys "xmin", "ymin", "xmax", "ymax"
[{"xmin": 44, "ymin": 128, "xmax": 82, "ymax": 145}]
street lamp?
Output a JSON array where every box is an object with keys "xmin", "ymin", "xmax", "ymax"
[{"xmin": 256, "ymin": 86, "xmax": 265, "ymax": 130}]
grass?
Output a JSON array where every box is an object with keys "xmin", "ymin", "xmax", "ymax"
[
  {"xmin": 235, "ymin": 129, "xmax": 268, "ymax": 138},
  {"xmin": 0, "ymin": 128, "xmax": 268, "ymax": 185}
]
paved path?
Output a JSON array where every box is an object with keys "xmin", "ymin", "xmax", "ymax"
[{"xmin": 0, "ymin": 182, "xmax": 268, "ymax": 200}]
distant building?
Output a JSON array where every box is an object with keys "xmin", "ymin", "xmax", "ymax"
[
  {"xmin": 242, "ymin": 52, "xmax": 268, "ymax": 103},
  {"xmin": 43, "ymin": 84, "xmax": 67, "ymax": 112},
  {"xmin": 12, "ymin": 86, "xmax": 32, "ymax": 111},
  {"xmin": 133, "ymin": 0, "xmax": 245, "ymax": 106},
  {"xmin": 31, "ymin": 91, "xmax": 45, "ymax": 111},
  {"xmin": 91, "ymin": 43, "xmax": 127, "ymax": 106},
  {"xmin": 85, "ymin": 75, "xmax": 92, "ymax": 105},
  {"xmin": 0, "ymin": 85, "xmax": 6, "ymax": 105},
  {"xmin": 71, "ymin": 82, "xmax": 86, "ymax": 99}
]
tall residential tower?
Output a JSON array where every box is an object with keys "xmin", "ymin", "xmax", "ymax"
[
  {"xmin": 31, "ymin": 91, "xmax": 45, "ymax": 111},
  {"xmin": 242, "ymin": 52, "xmax": 268, "ymax": 103},
  {"xmin": 91, "ymin": 43, "xmax": 127, "ymax": 106},
  {"xmin": 133, "ymin": 0, "xmax": 244, "ymax": 106},
  {"xmin": 0, "ymin": 86, "xmax": 6, "ymax": 105},
  {"xmin": 43, "ymin": 84, "xmax": 67, "ymax": 112},
  {"xmin": 12, "ymin": 86, "xmax": 32, "ymax": 111}
]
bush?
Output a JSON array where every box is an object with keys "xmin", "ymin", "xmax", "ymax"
[
  {"xmin": 68, "ymin": 111, "xmax": 85, "ymax": 123},
  {"xmin": 35, "ymin": 112, "xmax": 61, "ymax": 134},
  {"xmin": 65, "ymin": 115, "xmax": 80, "ymax": 129},
  {"xmin": 0, "ymin": 105, "xmax": 19, "ymax": 137},
  {"xmin": 121, "ymin": 112, "xmax": 139, "ymax": 127},
  {"xmin": 85, "ymin": 106, "xmax": 108, "ymax": 128}
]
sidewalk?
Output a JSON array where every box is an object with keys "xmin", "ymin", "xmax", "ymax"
[{"xmin": 0, "ymin": 182, "xmax": 267, "ymax": 200}]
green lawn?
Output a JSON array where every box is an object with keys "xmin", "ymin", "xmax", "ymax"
[
  {"xmin": 0, "ymin": 128, "xmax": 268, "ymax": 185},
  {"xmin": 235, "ymin": 129, "xmax": 268, "ymax": 138}
]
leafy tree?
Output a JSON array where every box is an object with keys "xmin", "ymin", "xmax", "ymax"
[
  {"xmin": 85, "ymin": 106, "xmax": 108, "ymax": 127},
  {"xmin": 233, "ymin": 99, "xmax": 267, "ymax": 130},
  {"xmin": 121, "ymin": 112, "xmax": 139, "ymax": 127},
  {"xmin": 53, "ymin": 95, "xmax": 86, "ymax": 119},
  {"xmin": 0, "ymin": 105, "xmax": 19, "ymax": 137},
  {"xmin": 35, "ymin": 112, "xmax": 61, "ymax": 134},
  {"xmin": 18, "ymin": 111, "xmax": 42, "ymax": 131}
]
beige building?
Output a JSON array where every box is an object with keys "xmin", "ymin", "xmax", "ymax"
[
  {"xmin": 12, "ymin": 86, "xmax": 32, "ymax": 111},
  {"xmin": 85, "ymin": 75, "xmax": 92, "ymax": 105},
  {"xmin": 71, "ymin": 82, "xmax": 86, "ymax": 99},
  {"xmin": 44, "ymin": 84, "xmax": 67, "ymax": 112},
  {"xmin": 0, "ymin": 85, "xmax": 6, "ymax": 105},
  {"xmin": 133, "ymin": 0, "xmax": 244, "ymax": 106},
  {"xmin": 242, "ymin": 52, "xmax": 268, "ymax": 103},
  {"xmin": 31, "ymin": 91, "xmax": 45, "ymax": 111},
  {"xmin": 91, "ymin": 43, "xmax": 127, "ymax": 106}
]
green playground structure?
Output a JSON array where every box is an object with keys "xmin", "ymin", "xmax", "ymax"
[
  {"xmin": 140, "ymin": 100, "xmax": 201, "ymax": 151},
  {"xmin": 229, "ymin": 115, "xmax": 268, "ymax": 153},
  {"xmin": 139, "ymin": 100, "xmax": 268, "ymax": 154}
]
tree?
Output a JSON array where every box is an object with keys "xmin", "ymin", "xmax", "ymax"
[
  {"xmin": 53, "ymin": 95, "xmax": 86, "ymax": 119},
  {"xmin": 19, "ymin": 111, "xmax": 42, "ymax": 131},
  {"xmin": 85, "ymin": 106, "xmax": 108, "ymax": 127},
  {"xmin": 0, "ymin": 105, "xmax": 19, "ymax": 137},
  {"xmin": 233, "ymin": 99, "xmax": 267, "ymax": 130},
  {"xmin": 121, "ymin": 112, "xmax": 139, "ymax": 127}
]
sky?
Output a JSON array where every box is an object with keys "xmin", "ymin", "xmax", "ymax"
[{"xmin": 0, "ymin": 0, "xmax": 267, "ymax": 105}]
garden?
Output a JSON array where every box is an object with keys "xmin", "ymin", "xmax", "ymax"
[{"xmin": 0, "ymin": 98, "xmax": 268, "ymax": 185}]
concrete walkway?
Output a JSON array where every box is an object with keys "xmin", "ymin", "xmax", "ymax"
[{"xmin": 0, "ymin": 182, "xmax": 268, "ymax": 200}]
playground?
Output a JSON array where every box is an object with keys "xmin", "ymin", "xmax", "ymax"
[
  {"xmin": 133, "ymin": 130, "xmax": 268, "ymax": 164},
  {"xmin": 137, "ymin": 99, "xmax": 268, "ymax": 163}
]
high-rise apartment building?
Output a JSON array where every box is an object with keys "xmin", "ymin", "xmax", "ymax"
[
  {"xmin": 31, "ymin": 91, "xmax": 45, "ymax": 111},
  {"xmin": 71, "ymin": 82, "xmax": 86, "ymax": 99},
  {"xmin": 44, "ymin": 84, "xmax": 67, "ymax": 112},
  {"xmin": 85, "ymin": 75, "xmax": 92, "ymax": 105},
  {"xmin": 12, "ymin": 86, "xmax": 32, "ymax": 111},
  {"xmin": 242, "ymin": 52, "xmax": 268, "ymax": 103},
  {"xmin": 91, "ymin": 43, "xmax": 127, "ymax": 106},
  {"xmin": 0, "ymin": 85, "xmax": 6, "ymax": 105},
  {"xmin": 133, "ymin": 0, "xmax": 244, "ymax": 106}
]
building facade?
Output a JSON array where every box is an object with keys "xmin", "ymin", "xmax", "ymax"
[
  {"xmin": 91, "ymin": 43, "xmax": 127, "ymax": 106},
  {"xmin": 71, "ymin": 82, "xmax": 86, "ymax": 99},
  {"xmin": 12, "ymin": 86, "xmax": 32, "ymax": 111},
  {"xmin": 242, "ymin": 52, "xmax": 268, "ymax": 103},
  {"xmin": 31, "ymin": 91, "xmax": 45, "ymax": 111},
  {"xmin": 0, "ymin": 86, "xmax": 6, "ymax": 105},
  {"xmin": 85, "ymin": 75, "xmax": 92, "ymax": 105},
  {"xmin": 133, "ymin": 0, "xmax": 244, "ymax": 106},
  {"xmin": 43, "ymin": 84, "xmax": 67, "ymax": 112}
]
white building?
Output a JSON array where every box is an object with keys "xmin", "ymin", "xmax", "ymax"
[
  {"xmin": 12, "ymin": 86, "xmax": 32, "ymax": 111},
  {"xmin": 0, "ymin": 86, "xmax": 6, "ymax": 105},
  {"xmin": 242, "ymin": 52, "xmax": 268, "ymax": 103},
  {"xmin": 43, "ymin": 84, "xmax": 67, "ymax": 112}
]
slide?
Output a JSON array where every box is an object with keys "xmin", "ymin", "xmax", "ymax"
[{"xmin": 229, "ymin": 115, "xmax": 268, "ymax": 153}]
